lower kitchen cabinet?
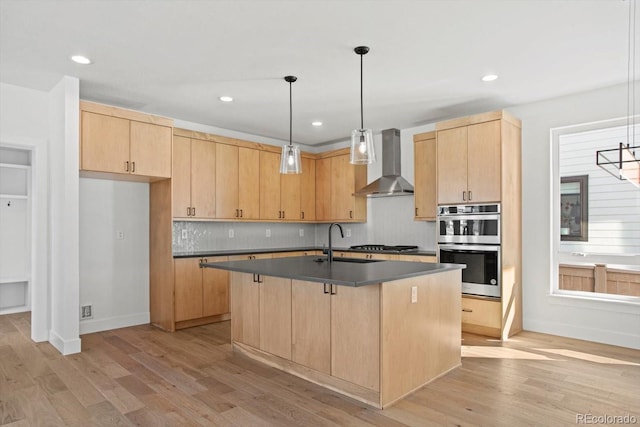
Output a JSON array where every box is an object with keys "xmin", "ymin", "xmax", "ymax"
[
  {"xmin": 259, "ymin": 276, "xmax": 292, "ymax": 359},
  {"xmin": 230, "ymin": 272, "xmax": 260, "ymax": 347},
  {"xmin": 173, "ymin": 257, "xmax": 230, "ymax": 328},
  {"xmin": 461, "ymin": 296, "xmax": 501, "ymax": 337}
]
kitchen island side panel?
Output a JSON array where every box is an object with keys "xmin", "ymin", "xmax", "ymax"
[{"xmin": 381, "ymin": 270, "xmax": 462, "ymax": 407}]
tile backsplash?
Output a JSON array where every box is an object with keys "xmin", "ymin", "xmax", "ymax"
[{"xmin": 173, "ymin": 196, "xmax": 437, "ymax": 254}]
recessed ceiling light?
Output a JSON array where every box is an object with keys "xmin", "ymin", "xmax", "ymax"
[
  {"xmin": 311, "ymin": 121, "xmax": 323, "ymax": 127},
  {"xmin": 482, "ymin": 74, "xmax": 498, "ymax": 82},
  {"xmin": 219, "ymin": 96, "xmax": 233, "ymax": 102},
  {"xmin": 71, "ymin": 55, "xmax": 92, "ymax": 65}
]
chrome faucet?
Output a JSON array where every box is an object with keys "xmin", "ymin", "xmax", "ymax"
[{"xmin": 327, "ymin": 223, "xmax": 344, "ymax": 264}]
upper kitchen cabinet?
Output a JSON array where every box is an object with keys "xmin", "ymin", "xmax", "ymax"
[
  {"xmin": 80, "ymin": 101, "xmax": 172, "ymax": 180},
  {"xmin": 436, "ymin": 111, "xmax": 520, "ymax": 205},
  {"xmin": 216, "ymin": 143, "xmax": 260, "ymax": 220},
  {"xmin": 260, "ymin": 151, "xmax": 315, "ymax": 221},
  {"xmin": 413, "ymin": 131, "xmax": 437, "ymax": 220},
  {"xmin": 316, "ymin": 149, "xmax": 367, "ymax": 222},
  {"xmin": 172, "ymin": 135, "xmax": 216, "ymax": 219}
]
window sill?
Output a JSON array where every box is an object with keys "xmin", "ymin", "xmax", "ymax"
[{"xmin": 547, "ymin": 292, "xmax": 640, "ymax": 315}]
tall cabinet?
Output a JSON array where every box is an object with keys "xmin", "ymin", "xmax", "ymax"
[{"xmin": 435, "ymin": 110, "xmax": 522, "ymax": 340}]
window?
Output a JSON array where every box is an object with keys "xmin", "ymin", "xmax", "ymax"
[{"xmin": 552, "ymin": 119, "xmax": 640, "ymax": 301}]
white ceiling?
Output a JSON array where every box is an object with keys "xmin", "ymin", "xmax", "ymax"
[{"xmin": 0, "ymin": 0, "xmax": 633, "ymax": 145}]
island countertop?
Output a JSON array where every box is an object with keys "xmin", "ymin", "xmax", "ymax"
[{"xmin": 202, "ymin": 255, "xmax": 464, "ymax": 287}]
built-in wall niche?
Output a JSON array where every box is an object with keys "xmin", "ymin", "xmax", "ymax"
[{"xmin": 0, "ymin": 146, "xmax": 31, "ymax": 314}]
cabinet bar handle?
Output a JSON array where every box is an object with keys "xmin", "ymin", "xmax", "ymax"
[
  {"xmin": 462, "ymin": 308, "xmax": 472, "ymax": 312},
  {"xmin": 131, "ymin": 161, "xmax": 136, "ymax": 173},
  {"xmin": 330, "ymin": 284, "xmax": 337, "ymax": 295},
  {"xmin": 323, "ymin": 283, "xmax": 329, "ymax": 294},
  {"xmin": 415, "ymin": 207, "xmax": 418, "ymax": 216},
  {"xmin": 192, "ymin": 207, "xmax": 196, "ymax": 216},
  {"xmin": 125, "ymin": 161, "xmax": 129, "ymax": 172},
  {"xmin": 240, "ymin": 209, "xmax": 243, "ymax": 218},
  {"xmin": 301, "ymin": 211, "xmax": 304, "ymax": 220},
  {"xmin": 349, "ymin": 210, "xmax": 353, "ymax": 219},
  {"xmin": 462, "ymin": 191, "xmax": 466, "ymax": 201},
  {"xmin": 235, "ymin": 209, "xmax": 239, "ymax": 218},
  {"xmin": 282, "ymin": 211, "xmax": 285, "ymax": 219},
  {"xmin": 468, "ymin": 190, "xmax": 472, "ymax": 201},
  {"xmin": 187, "ymin": 207, "xmax": 191, "ymax": 216}
]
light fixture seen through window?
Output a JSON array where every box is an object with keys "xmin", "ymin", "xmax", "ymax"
[
  {"xmin": 280, "ymin": 75, "xmax": 302, "ymax": 174},
  {"xmin": 350, "ymin": 46, "xmax": 376, "ymax": 165}
]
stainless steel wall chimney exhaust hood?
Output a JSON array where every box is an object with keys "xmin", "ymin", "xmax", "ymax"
[{"xmin": 354, "ymin": 128, "xmax": 414, "ymax": 197}]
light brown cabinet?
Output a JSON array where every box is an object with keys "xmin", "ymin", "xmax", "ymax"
[
  {"xmin": 435, "ymin": 110, "xmax": 522, "ymax": 339},
  {"xmin": 172, "ymin": 136, "xmax": 216, "ymax": 219},
  {"xmin": 300, "ymin": 157, "xmax": 316, "ymax": 221},
  {"xmin": 413, "ymin": 131, "xmax": 437, "ymax": 220},
  {"xmin": 436, "ymin": 120, "xmax": 501, "ymax": 204},
  {"xmin": 259, "ymin": 151, "xmax": 309, "ymax": 221},
  {"xmin": 216, "ymin": 144, "xmax": 260, "ymax": 219},
  {"xmin": 294, "ymin": 281, "xmax": 380, "ymax": 382},
  {"xmin": 174, "ymin": 257, "xmax": 229, "ymax": 324},
  {"xmin": 316, "ymin": 151, "xmax": 367, "ymax": 222},
  {"xmin": 81, "ymin": 108, "xmax": 171, "ymax": 179},
  {"xmin": 230, "ymin": 272, "xmax": 260, "ymax": 347}
]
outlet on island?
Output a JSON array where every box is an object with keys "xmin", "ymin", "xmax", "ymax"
[
  {"xmin": 266, "ymin": 229, "xmax": 271, "ymax": 238},
  {"xmin": 229, "ymin": 229, "xmax": 234, "ymax": 238}
]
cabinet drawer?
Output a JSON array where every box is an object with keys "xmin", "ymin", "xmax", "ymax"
[{"xmin": 461, "ymin": 297, "xmax": 501, "ymax": 334}]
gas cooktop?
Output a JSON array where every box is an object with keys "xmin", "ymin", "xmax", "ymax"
[{"xmin": 349, "ymin": 244, "xmax": 419, "ymax": 253}]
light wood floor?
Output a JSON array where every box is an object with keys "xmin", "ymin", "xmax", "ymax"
[{"xmin": 1, "ymin": 312, "xmax": 639, "ymax": 426}]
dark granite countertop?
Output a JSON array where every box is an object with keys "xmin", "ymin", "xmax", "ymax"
[
  {"xmin": 174, "ymin": 247, "xmax": 437, "ymax": 258},
  {"xmin": 202, "ymin": 255, "xmax": 462, "ymax": 287}
]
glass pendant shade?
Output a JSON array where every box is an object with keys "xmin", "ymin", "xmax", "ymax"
[
  {"xmin": 280, "ymin": 144, "xmax": 301, "ymax": 174},
  {"xmin": 350, "ymin": 128, "xmax": 376, "ymax": 164}
]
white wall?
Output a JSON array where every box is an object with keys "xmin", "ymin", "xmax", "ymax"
[
  {"xmin": 510, "ymin": 82, "xmax": 640, "ymax": 349},
  {"xmin": 0, "ymin": 82, "xmax": 50, "ymax": 342},
  {"xmin": 79, "ymin": 179, "xmax": 150, "ymax": 334},
  {"xmin": 48, "ymin": 76, "xmax": 81, "ymax": 354}
]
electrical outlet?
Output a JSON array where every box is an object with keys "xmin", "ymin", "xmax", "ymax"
[
  {"xmin": 266, "ymin": 229, "xmax": 271, "ymax": 238},
  {"xmin": 81, "ymin": 304, "xmax": 93, "ymax": 320},
  {"xmin": 299, "ymin": 229, "xmax": 304, "ymax": 237},
  {"xmin": 181, "ymin": 229, "xmax": 188, "ymax": 239},
  {"xmin": 411, "ymin": 286, "xmax": 418, "ymax": 303},
  {"xmin": 345, "ymin": 228, "xmax": 352, "ymax": 238},
  {"xmin": 229, "ymin": 229, "xmax": 234, "ymax": 238},
  {"xmin": 116, "ymin": 231, "xmax": 124, "ymax": 240}
]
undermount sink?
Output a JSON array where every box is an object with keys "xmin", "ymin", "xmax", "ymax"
[{"xmin": 314, "ymin": 257, "xmax": 381, "ymax": 264}]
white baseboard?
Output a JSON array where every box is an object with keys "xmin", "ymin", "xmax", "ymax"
[
  {"xmin": 79, "ymin": 312, "xmax": 150, "ymax": 335},
  {"xmin": 49, "ymin": 329, "xmax": 81, "ymax": 355},
  {"xmin": 524, "ymin": 318, "xmax": 640, "ymax": 350}
]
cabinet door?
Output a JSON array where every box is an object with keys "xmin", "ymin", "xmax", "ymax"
[
  {"xmin": 230, "ymin": 272, "xmax": 260, "ymax": 347},
  {"xmin": 280, "ymin": 173, "xmax": 300, "ymax": 221},
  {"xmin": 202, "ymin": 256, "xmax": 229, "ymax": 317},
  {"xmin": 315, "ymin": 157, "xmax": 331, "ymax": 221},
  {"xmin": 259, "ymin": 276, "xmax": 292, "ymax": 359},
  {"xmin": 300, "ymin": 157, "xmax": 316, "ymax": 221},
  {"xmin": 172, "ymin": 136, "xmax": 192, "ymax": 218},
  {"xmin": 437, "ymin": 127, "xmax": 468, "ymax": 204},
  {"xmin": 238, "ymin": 147, "xmax": 260, "ymax": 219},
  {"xmin": 259, "ymin": 151, "xmax": 281, "ymax": 220},
  {"xmin": 331, "ymin": 284, "xmax": 380, "ymax": 391},
  {"xmin": 174, "ymin": 258, "xmax": 203, "ymax": 322},
  {"xmin": 81, "ymin": 112, "xmax": 130, "ymax": 174},
  {"xmin": 467, "ymin": 120, "xmax": 501, "ymax": 203},
  {"xmin": 414, "ymin": 136, "xmax": 437, "ymax": 219},
  {"xmin": 190, "ymin": 138, "xmax": 216, "ymax": 219},
  {"xmin": 216, "ymin": 143, "xmax": 239, "ymax": 219},
  {"xmin": 130, "ymin": 121, "xmax": 172, "ymax": 178},
  {"xmin": 331, "ymin": 155, "xmax": 355, "ymax": 220},
  {"xmin": 291, "ymin": 280, "xmax": 331, "ymax": 374}
]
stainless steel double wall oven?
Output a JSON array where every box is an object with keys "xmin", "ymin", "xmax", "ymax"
[{"xmin": 437, "ymin": 204, "xmax": 501, "ymax": 298}]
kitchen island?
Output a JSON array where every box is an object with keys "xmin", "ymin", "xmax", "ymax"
[{"xmin": 203, "ymin": 255, "xmax": 464, "ymax": 409}]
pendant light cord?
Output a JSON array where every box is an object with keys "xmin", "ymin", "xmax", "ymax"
[
  {"xmin": 360, "ymin": 52, "xmax": 364, "ymax": 130},
  {"xmin": 289, "ymin": 79, "xmax": 293, "ymax": 147}
]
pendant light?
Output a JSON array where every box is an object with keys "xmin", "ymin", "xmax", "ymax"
[
  {"xmin": 280, "ymin": 75, "xmax": 302, "ymax": 174},
  {"xmin": 350, "ymin": 46, "xmax": 376, "ymax": 165},
  {"xmin": 596, "ymin": 0, "xmax": 639, "ymax": 187}
]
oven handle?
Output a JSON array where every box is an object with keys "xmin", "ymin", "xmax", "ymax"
[
  {"xmin": 439, "ymin": 244, "xmax": 500, "ymax": 252},
  {"xmin": 437, "ymin": 214, "xmax": 501, "ymax": 221}
]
